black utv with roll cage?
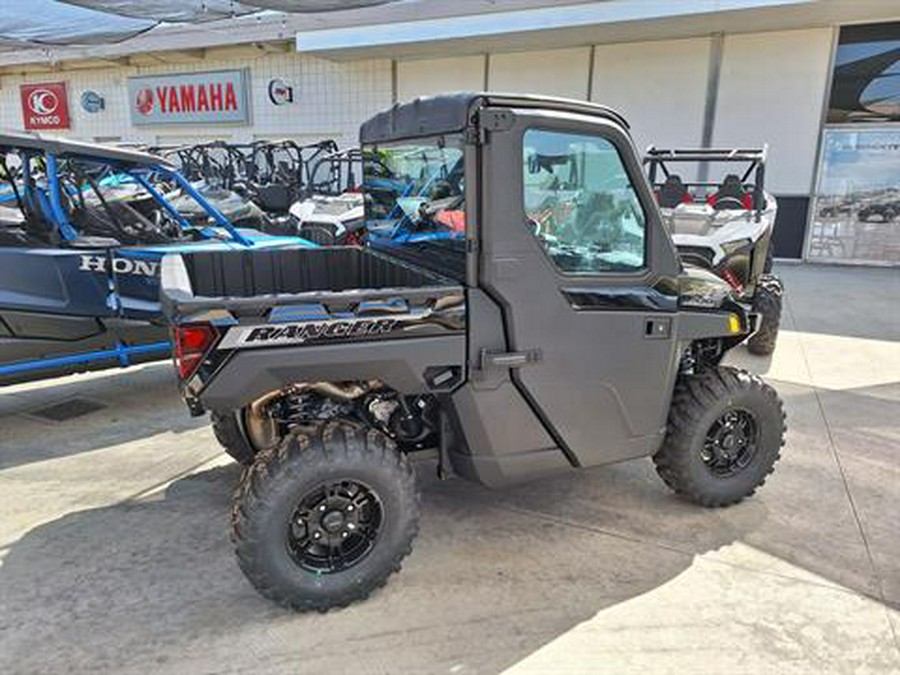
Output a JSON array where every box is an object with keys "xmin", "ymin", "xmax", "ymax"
[
  {"xmin": 161, "ymin": 93, "xmax": 787, "ymax": 612},
  {"xmin": 644, "ymin": 147, "xmax": 784, "ymax": 355}
]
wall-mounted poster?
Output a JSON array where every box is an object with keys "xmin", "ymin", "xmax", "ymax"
[
  {"xmin": 828, "ymin": 22, "xmax": 900, "ymax": 124},
  {"xmin": 808, "ymin": 129, "xmax": 900, "ymax": 263}
]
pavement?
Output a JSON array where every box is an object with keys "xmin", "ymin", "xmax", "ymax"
[{"xmin": 0, "ymin": 263, "xmax": 898, "ymax": 675}]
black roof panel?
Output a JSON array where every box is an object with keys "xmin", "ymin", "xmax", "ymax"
[{"xmin": 360, "ymin": 92, "xmax": 629, "ymax": 144}]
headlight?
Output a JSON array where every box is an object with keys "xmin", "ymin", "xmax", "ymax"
[{"xmin": 720, "ymin": 238, "xmax": 752, "ymax": 256}]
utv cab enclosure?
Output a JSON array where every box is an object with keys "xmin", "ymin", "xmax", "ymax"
[{"xmin": 161, "ymin": 93, "xmax": 786, "ymax": 612}]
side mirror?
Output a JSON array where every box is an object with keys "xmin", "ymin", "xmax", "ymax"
[{"xmin": 527, "ymin": 154, "xmax": 540, "ymax": 174}]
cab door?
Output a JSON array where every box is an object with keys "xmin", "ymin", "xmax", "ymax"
[{"xmin": 479, "ymin": 107, "xmax": 683, "ymax": 467}]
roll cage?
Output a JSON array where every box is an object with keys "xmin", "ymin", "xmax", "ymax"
[
  {"xmin": 155, "ymin": 139, "xmax": 338, "ymax": 195},
  {"xmin": 643, "ymin": 146, "xmax": 768, "ymax": 222},
  {"xmin": 0, "ymin": 132, "xmax": 255, "ymax": 247}
]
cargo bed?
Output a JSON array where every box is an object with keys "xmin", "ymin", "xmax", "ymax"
[{"xmin": 160, "ymin": 246, "xmax": 461, "ymax": 317}]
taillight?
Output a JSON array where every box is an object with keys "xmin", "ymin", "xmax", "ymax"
[{"xmin": 172, "ymin": 324, "xmax": 218, "ymax": 380}]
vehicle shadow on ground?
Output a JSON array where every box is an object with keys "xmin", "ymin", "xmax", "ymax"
[
  {"xmin": 0, "ymin": 460, "xmax": 763, "ymax": 675},
  {"xmin": 0, "ymin": 363, "xmax": 204, "ymax": 471}
]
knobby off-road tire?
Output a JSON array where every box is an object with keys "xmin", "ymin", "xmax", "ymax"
[
  {"xmin": 231, "ymin": 421, "xmax": 419, "ymax": 612},
  {"xmin": 763, "ymin": 241, "xmax": 775, "ymax": 274},
  {"xmin": 211, "ymin": 411, "xmax": 257, "ymax": 466},
  {"xmin": 653, "ymin": 367, "xmax": 786, "ymax": 507},
  {"xmin": 298, "ymin": 222, "xmax": 342, "ymax": 246},
  {"xmin": 746, "ymin": 274, "xmax": 783, "ymax": 356}
]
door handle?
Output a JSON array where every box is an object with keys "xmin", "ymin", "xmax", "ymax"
[
  {"xmin": 644, "ymin": 318, "xmax": 672, "ymax": 339},
  {"xmin": 479, "ymin": 348, "xmax": 542, "ymax": 370}
]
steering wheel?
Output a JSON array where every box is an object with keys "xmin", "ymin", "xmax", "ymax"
[
  {"xmin": 153, "ymin": 208, "xmax": 182, "ymax": 238},
  {"xmin": 714, "ymin": 196, "xmax": 745, "ymax": 210}
]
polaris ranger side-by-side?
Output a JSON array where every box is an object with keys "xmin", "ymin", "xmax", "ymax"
[{"xmin": 161, "ymin": 93, "xmax": 787, "ymax": 611}]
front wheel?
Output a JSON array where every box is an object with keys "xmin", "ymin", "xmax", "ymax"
[
  {"xmin": 763, "ymin": 242, "xmax": 775, "ymax": 273},
  {"xmin": 746, "ymin": 274, "xmax": 783, "ymax": 356},
  {"xmin": 653, "ymin": 367, "xmax": 786, "ymax": 507},
  {"xmin": 231, "ymin": 421, "xmax": 419, "ymax": 611}
]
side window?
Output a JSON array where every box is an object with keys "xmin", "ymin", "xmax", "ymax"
[{"xmin": 523, "ymin": 129, "xmax": 647, "ymax": 273}]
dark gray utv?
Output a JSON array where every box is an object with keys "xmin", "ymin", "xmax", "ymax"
[{"xmin": 161, "ymin": 93, "xmax": 787, "ymax": 612}]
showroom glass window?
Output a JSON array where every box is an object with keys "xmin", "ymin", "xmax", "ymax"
[
  {"xmin": 522, "ymin": 129, "xmax": 646, "ymax": 274},
  {"xmin": 809, "ymin": 21, "xmax": 900, "ymax": 264}
]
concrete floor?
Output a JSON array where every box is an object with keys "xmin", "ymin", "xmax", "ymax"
[{"xmin": 0, "ymin": 263, "xmax": 898, "ymax": 675}]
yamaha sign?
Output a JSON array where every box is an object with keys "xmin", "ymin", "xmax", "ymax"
[{"xmin": 127, "ymin": 69, "xmax": 250, "ymax": 125}]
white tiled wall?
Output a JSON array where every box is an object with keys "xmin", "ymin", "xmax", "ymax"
[
  {"xmin": 488, "ymin": 47, "xmax": 591, "ymax": 100},
  {"xmin": 0, "ymin": 52, "xmax": 393, "ymax": 148},
  {"xmin": 396, "ymin": 55, "xmax": 485, "ymax": 102},
  {"xmin": 713, "ymin": 28, "xmax": 833, "ymax": 195},
  {"xmin": 591, "ymin": 38, "xmax": 713, "ymax": 155}
]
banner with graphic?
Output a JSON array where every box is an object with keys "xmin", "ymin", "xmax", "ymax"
[{"xmin": 809, "ymin": 129, "xmax": 900, "ymax": 263}]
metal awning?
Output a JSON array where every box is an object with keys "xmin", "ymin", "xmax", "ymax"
[{"xmin": 0, "ymin": 0, "xmax": 398, "ymax": 51}]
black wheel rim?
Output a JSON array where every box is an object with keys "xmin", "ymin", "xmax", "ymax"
[
  {"xmin": 701, "ymin": 408, "xmax": 759, "ymax": 478},
  {"xmin": 287, "ymin": 480, "xmax": 383, "ymax": 573}
]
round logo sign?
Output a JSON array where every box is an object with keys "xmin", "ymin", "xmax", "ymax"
[
  {"xmin": 28, "ymin": 89, "xmax": 58, "ymax": 115},
  {"xmin": 268, "ymin": 79, "xmax": 294, "ymax": 105},
  {"xmin": 135, "ymin": 88, "xmax": 154, "ymax": 115},
  {"xmin": 81, "ymin": 90, "xmax": 104, "ymax": 113}
]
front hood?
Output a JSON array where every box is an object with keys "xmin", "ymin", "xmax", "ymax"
[{"xmin": 678, "ymin": 263, "xmax": 736, "ymax": 309}]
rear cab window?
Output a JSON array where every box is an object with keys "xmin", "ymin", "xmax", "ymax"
[{"xmin": 362, "ymin": 134, "xmax": 467, "ymax": 280}]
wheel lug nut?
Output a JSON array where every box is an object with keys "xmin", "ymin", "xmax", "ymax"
[
  {"xmin": 319, "ymin": 505, "xmax": 327, "ymax": 512},
  {"xmin": 313, "ymin": 532, "xmax": 321, "ymax": 539},
  {"xmin": 347, "ymin": 523, "xmax": 356, "ymax": 530},
  {"xmin": 341, "ymin": 531, "xmax": 348, "ymax": 538},
  {"xmin": 347, "ymin": 505, "xmax": 354, "ymax": 512}
]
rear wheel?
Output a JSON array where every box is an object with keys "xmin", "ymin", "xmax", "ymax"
[
  {"xmin": 746, "ymin": 274, "xmax": 783, "ymax": 356},
  {"xmin": 211, "ymin": 411, "xmax": 256, "ymax": 465},
  {"xmin": 653, "ymin": 367, "xmax": 786, "ymax": 507},
  {"xmin": 231, "ymin": 421, "xmax": 419, "ymax": 611}
]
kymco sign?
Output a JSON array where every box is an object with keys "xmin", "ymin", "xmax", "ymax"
[
  {"xmin": 20, "ymin": 82, "xmax": 71, "ymax": 131},
  {"xmin": 127, "ymin": 69, "xmax": 249, "ymax": 125}
]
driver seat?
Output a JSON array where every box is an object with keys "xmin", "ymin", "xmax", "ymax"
[
  {"xmin": 21, "ymin": 185, "xmax": 61, "ymax": 245},
  {"xmin": 657, "ymin": 174, "xmax": 690, "ymax": 208},
  {"xmin": 709, "ymin": 174, "xmax": 750, "ymax": 210}
]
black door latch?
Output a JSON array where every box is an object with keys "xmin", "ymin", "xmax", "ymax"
[{"xmin": 479, "ymin": 348, "xmax": 542, "ymax": 370}]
